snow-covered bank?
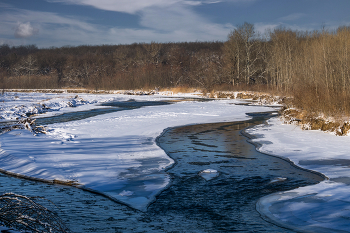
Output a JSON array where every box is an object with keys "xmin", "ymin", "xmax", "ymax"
[
  {"xmin": 247, "ymin": 117, "xmax": 350, "ymax": 232},
  {"xmin": 4, "ymin": 91, "xmax": 348, "ymax": 232},
  {"xmin": 0, "ymin": 92, "xmax": 122, "ymax": 122},
  {"xmin": 0, "ymin": 92, "xmax": 276, "ymax": 211}
]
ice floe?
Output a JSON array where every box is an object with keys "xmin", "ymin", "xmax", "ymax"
[{"xmin": 199, "ymin": 169, "xmax": 219, "ymax": 180}]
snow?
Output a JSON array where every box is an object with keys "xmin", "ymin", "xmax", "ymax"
[
  {"xmin": 0, "ymin": 92, "xmax": 275, "ymax": 211},
  {"xmin": 199, "ymin": 169, "xmax": 219, "ymax": 180},
  {"xmin": 0, "ymin": 92, "xmax": 116, "ymax": 122},
  {"xmin": 2, "ymin": 91, "xmax": 350, "ymax": 232},
  {"xmin": 248, "ymin": 117, "xmax": 350, "ymax": 232},
  {"xmin": 268, "ymin": 177, "xmax": 287, "ymax": 184}
]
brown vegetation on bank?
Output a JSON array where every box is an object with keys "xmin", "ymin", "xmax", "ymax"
[
  {"xmin": 1, "ymin": 23, "xmax": 350, "ymax": 124},
  {"xmin": 224, "ymin": 23, "xmax": 350, "ymax": 117},
  {"xmin": 280, "ymin": 106, "xmax": 350, "ymax": 136}
]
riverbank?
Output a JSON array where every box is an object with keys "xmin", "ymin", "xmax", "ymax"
[
  {"xmin": 248, "ymin": 117, "xmax": 350, "ymax": 232},
  {"xmin": 1, "ymin": 91, "xmax": 350, "ymax": 232},
  {"xmin": 0, "ymin": 101, "xmax": 323, "ymax": 232},
  {"xmin": 3, "ymin": 88, "xmax": 349, "ymax": 136},
  {"xmin": 0, "ymin": 91, "xmax": 276, "ymax": 211}
]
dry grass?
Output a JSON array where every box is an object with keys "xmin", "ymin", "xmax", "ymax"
[
  {"xmin": 280, "ymin": 106, "xmax": 350, "ymax": 135},
  {"xmin": 1, "ymin": 75, "xmax": 60, "ymax": 89},
  {"xmin": 159, "ymin": 86, "xmax": 200, "ymax": 94}
]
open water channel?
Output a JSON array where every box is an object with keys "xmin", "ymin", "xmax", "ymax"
[{"xmin": 0, "ymin": 99, "xmax": 325, "ymax": 232}]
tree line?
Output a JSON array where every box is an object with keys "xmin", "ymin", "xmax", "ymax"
[
  {"xmin": 0, "ymin": 42, "xmax": 225, "ymax": 91},
  {"xmin": 226, "ymin": 23, "xmax": 350, "ymax": 116},
  {"xmin": 1, "ymin": 23, "xmax": 350, "ymax": 116}
]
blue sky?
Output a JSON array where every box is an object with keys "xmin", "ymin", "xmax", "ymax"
[{"xmin": 1, "ymin": 0, "xmax": 350, "ymax": 48}]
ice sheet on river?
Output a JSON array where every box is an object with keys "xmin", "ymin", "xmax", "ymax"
[
  {"xmin": 248, "ymin": 117, "xmax": 350, "ymax": 232},
  {"xmin": 0, "ymin": 93, "xmax": 275, "ymax": 210}
]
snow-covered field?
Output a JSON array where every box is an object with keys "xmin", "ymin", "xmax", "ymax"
[{"xmin": 1, "ymin": 91, "xmax": 350, "ymax": 232}]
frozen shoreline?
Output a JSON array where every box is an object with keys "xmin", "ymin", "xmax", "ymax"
[
  {"xmin": 247, "ymin": 118, "xmax": 350, "ymax": 232},
  {"xmin": 1, "ymin": 91, "xmax": 350, "ymax": 232},
  {"xmin": 0, "ymin": 92, "xmax": 276, "ymax": 211}
]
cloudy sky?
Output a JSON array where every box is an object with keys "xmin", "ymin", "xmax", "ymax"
[{"xmin": 1, "ymin": 0, "xmax": 350, "ymax": 48}]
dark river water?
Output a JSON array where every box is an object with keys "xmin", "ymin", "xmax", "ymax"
[{"xmin": 0, "ymin": 101, "xmax": 325, "ymax": 232}]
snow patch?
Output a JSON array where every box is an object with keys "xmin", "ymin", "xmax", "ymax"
[
  {"xmin": 248, "ymin": 117, "xmax": 350, "ymax": 232},
  {"xmin": 199, "ymin": 169, "xmax": 219, "ymax": 180}
]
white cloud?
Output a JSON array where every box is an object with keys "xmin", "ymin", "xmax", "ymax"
[
  {"xmin": 0, "ymin": 0, "xmax": 236, "ymax": 47},
  {"xmin": 0, "ymin": 0, "xmax": 260, "ymax": 47},
  {"xmin": 46, "ymin": 0, "xmax": 180, "ymax": 14},
  {"xmin": 183, "ymin": 1, "xmax": 202, "ymax": 6},
  {"xmin": 137, "ymin": 2, "xmax": 234, "ymax": 42},
  {"xmin": 0, "ymin": 3, "xmax": 12, "ymax": 8},
  {"xmin": 0, "ymin": 8, "xmax": 102, "ymax": 46},
  {"xmin": 1, "ymin": 0, "xmax": 344, "ymax": 48},
  {"xmin": 0, "ymin": 38, "xmax": 14, "ymax": 46},
  {"xmin": 140, "ymin": 4, "xmax": 206, "ymax": 31},
  {"xmin": 254, "ymin": 22, "xmax": 279, "ymax": 35},
  {"xmin": 39, "ymin": 0, "xmax": 254, "ymax": 45},
  {"xmin": 14, "ymin": 22, "xmax": 39, "ymax": 38},
  {"xmin": 45, "ymin": 0, "xmax": 234, "ymax": 14},
  {"xmin": 0, "ymin": 9, "xmax": 96, "ymax": 32},
  {"xmin": 279, "ymin": 13, "xmax": 306, "ymax": 21},
  {"xmin": 0, "ymin": 8, "xmax": 231, "ymax": 47}
]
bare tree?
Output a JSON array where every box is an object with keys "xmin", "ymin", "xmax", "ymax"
[
  {"xmin": 12, "ymin": 54, "xmax": 38, "ymax": 76},
  {"xmin": 224, "ymin": 22, "xmax": 264, "ymax": 85}
]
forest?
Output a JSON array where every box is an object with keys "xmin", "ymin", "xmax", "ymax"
[{"xmin": 1, "ymin": 23, "xmax": 350, "ymax": 117}]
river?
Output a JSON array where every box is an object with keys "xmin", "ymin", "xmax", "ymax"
[{"xmin": 0, "ymin": 99, "xmax": 325, "ymax": 232}]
